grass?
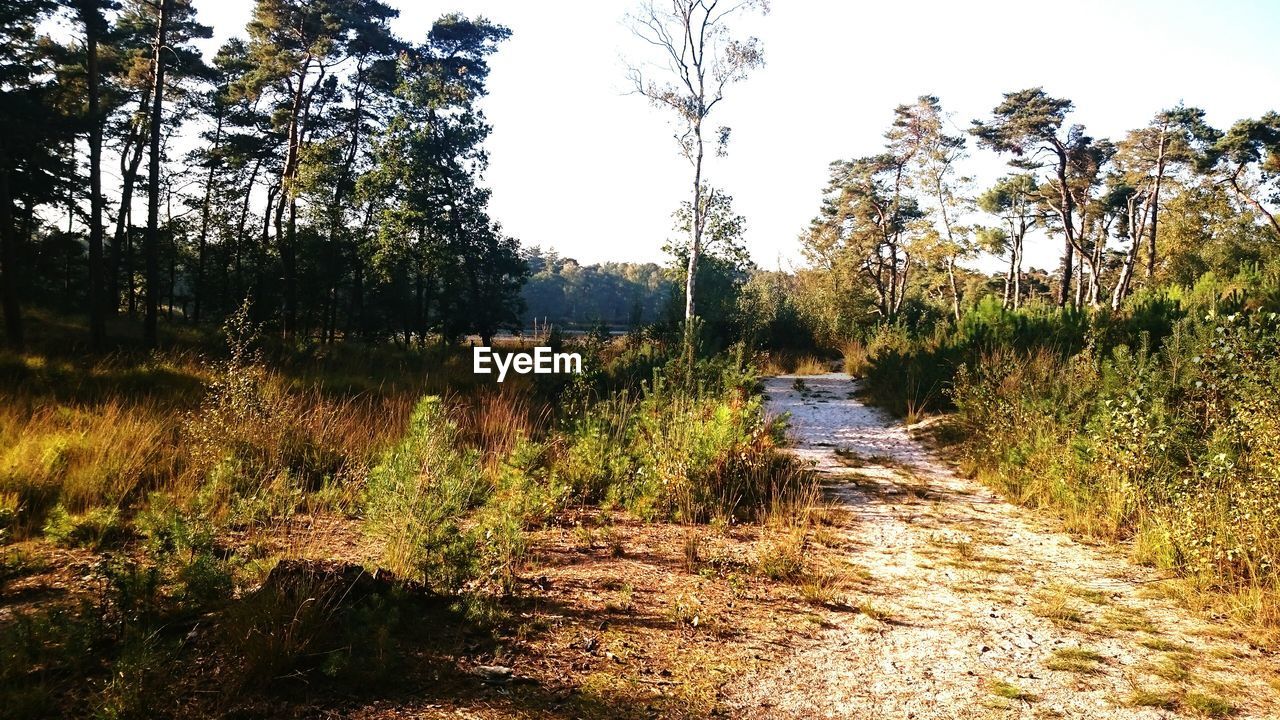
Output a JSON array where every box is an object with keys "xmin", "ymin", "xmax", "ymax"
[
  {"xmin": 1183, "ymin": 691, "xmax": 1237, "ymax": 717},
  {"xmin": 1140, "ymin": 637, "xmax": 1193, "ymax": 652},
  {"xmin": 1030, "ymin": 590, "xmax": 1087, "ymax": 627},
  {"xmin": 1044, "ymin": 646, "xmax": 1106, "ymax": 674},
  {"xmin": 854, "ymin": 599, "xmax": 892, "ymax": 622},
  {"xmin": 0, "ymin": 312, "xmax": 832, "ymax": 717},
  {"xmin": 758, "ymin": 352, "xmax": 832, "ymax": 376},
  {"xmin": 1126, "ymin": 688, "xmax": 1180, "ymax": 710},
  {"xmin": 1147, "ymin": 654, "xmax": 1195, "ymax": 682},
  {"xmin": 987, "ymin": 678, "xmax": 1037, "ymax": 702},
  {"xmin": 1097, "ymin": 606, "xmax": 1157, "ymax": 633},
  {"xmin": 799, "ymin": 569, "xmax": 846, "ymax": 606},
  {"xmin": 754, "ymin": 526, "xmax": 808, "ymax": 581}
]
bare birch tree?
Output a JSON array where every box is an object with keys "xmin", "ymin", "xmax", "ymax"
[{"xmin": 625, "ymin": 0, "xmax": 766, "ymax": 323}]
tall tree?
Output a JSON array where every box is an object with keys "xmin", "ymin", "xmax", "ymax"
[
  {"xmin": 241, "ymin": 0, "xmax": 397, "ymax": 339},
  {"xmin": 807, "ymin": 154, "xmax": 924, "ymax": 321},
  {"xmin": 977, "ymin": 174, "xmax": 1039, "ymax": 310},
  {"xmin": 0, "ymin": 0, "xmax": 67, "ymax": 348},
  {"xmin": 1063, "ymin": 132, "xmax": 1114, "ymax": 307},
  {"xmin": 141, "ymin": 0, "xmax": 169, "ymax": 346},
  {"xmin": 73, "ymin": 0, "xmax": 117, "ymax": 347},
  {"xmin": 972, "ymin": 88, "xmax": 1080, "ymax": 307},
  {"xmin": 890, "ymin": 95, "xmax": 972, "ymax": 320},
  {"xmin": 625, "ymin": 0, "xmax": 766, "ymax": 324},
  {"xmin": 1207, "ymin": 112, "xmax": 1280, "ymax": 240},
  {"xmin": 1112, "ymin": 106, "xmax": 1216, "ymax": 291},
  {"xmin": 363, "ymin": 15, "xmax": 522, "ymax": 344}
]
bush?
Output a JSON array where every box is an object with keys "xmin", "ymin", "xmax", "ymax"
[
  {"xmin": 362, "ymin": 396, "xmax": 486, "ymax": 592},
  {"xmin": 558, "ymin": 354, "xmax": 808, "ymax": 523},
  {"xmin": 42, "ymin": 505, "xmax": 126, "ymax": 549},
  {"xmin": 950, "ymin": 309, "xmax": 1280, "ymax": 619}
]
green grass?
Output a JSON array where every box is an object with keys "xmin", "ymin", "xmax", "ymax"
[
  {"xmin": 1126, "ymin": 689, "xmax": 1179, "ymax": 710},
  {"xmin": 1183, "ymin": 691, "xmax": 1236, "ymax": 717},
  {"xmin": 1044, "ymin": 646, "xmax": 1106, "ymax": 674},
  {"xmin": 988, "ymin": 678, "xmax": 1037, "ymax": 702}
]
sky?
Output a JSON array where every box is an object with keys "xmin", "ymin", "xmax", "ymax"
[{"xmin": 190, "ymin": 0, "xmax": 1280, "ymax": 270}]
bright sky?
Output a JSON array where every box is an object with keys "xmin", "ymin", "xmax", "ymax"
[{"xmin": 191, "ymin": 0, "xmax": 1280, "ymax": 270}]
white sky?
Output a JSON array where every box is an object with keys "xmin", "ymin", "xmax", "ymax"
[{"xmin": 191, "ymin": 0, "xmax": 1280, "ymax": 271}]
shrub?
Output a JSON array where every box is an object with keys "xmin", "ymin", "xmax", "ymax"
[
  {"xmin": 950, "ymin": 308, "xmax": 1280, "ymax": 618},
  {"xmin": 362, "ymin": 396, "xmax": 486, "ymax": 592},
  {"xmin": 42, "ymin": 505, "xmax": 126, "ymax": 550}
]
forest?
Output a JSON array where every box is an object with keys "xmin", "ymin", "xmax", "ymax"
[{"xmin": 3, "ymin": 0, "xmax": 1280, "ymax": 718}]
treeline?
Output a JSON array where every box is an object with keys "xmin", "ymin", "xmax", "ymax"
[
  {"xmin": 0, "ymin": 0, "xmax": 527, "ymax": 350},
  {"xmin": 520, "ymin": 247, "xmax": 674, "ymax": 330},
  {"xmin": 781, "ymin": 91, "xmax": 1279, "ymax": 343}
]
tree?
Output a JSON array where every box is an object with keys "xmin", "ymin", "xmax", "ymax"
[
  {"xmin": 0, "ymin": 0, "xmax": 68, "ymax": 348},
  {"xmin": 625, "ymin": 0, "xmax": 766, "ymax": 324},
  {"xmin": 972, "ymin": 88, "xmax": 1081, "ymax": 307},
  {"xmin": 362, "ymin": 15, "xmax": 522, "ymax": 345},
  {"xmin": 1207, "ymin": 112, "xmax": 1280, "ymax": 240},
  {"xmin": 72, "ymin": 0, "xmax": 118, "ymax": 347},
  {"xmin": 807, "ymin": 154, "xmax": 924, "ymax": 321},
  {"xmin": 106, "ymin": 0, "xmax": 210, "ymax": 319},
  {"xmin": 241, "ymin": 0, "xmax": 397, "ymax": 338},
  {"xmin": 1064, "ymin": 133, "xmax": 1115, "ymax": 307},
  {"xmin": 1110, "ymin": 106, "xmax": 1217, "ymax": 304},
  {"xmin": 141, "ymin": 0, "xmax": 169, "ymax": 346},
  {"xmin": 665, "ymin": 186, "xmax": 754, "ymax": 343},
  {"xmin": 133, "ymin": 0, "xmax": 208, "ymax": 345},
  {"xmin": 977, "ymin": 174, "xmax": 1038, "ymax": 309},
  {"xmin": 203, "ymin": 38, "xmax": 277, "ymax": 318},
  {"xmin": 891, "ymin": 95, "xmax": 972, "ymax": 320}
]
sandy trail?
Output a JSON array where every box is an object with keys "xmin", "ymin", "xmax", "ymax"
[{"xmin": 726, "ymin": 373, "xmax": 1278, "ymax": 719}]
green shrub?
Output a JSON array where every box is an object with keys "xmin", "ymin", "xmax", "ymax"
[
  {"xmin": 362, "ymin": 396, "xmax": 486, "ymax": 592},
  {"xmin": 950, "ymin": 308, "xmax": 1280, "ymax": 616},
  {"xmin": 557, "ymin": 356, "xmax": 806, "ymax": 523},
  {"xmin": 42, "ymin": 505, "xmax": 126, "ymax": 549}
]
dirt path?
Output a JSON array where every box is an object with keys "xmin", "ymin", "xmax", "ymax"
[{"xmin": 726, "ymin": 373, "xmax": 1278, "ymax": 719}]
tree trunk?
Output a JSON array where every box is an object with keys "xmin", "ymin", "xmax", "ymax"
[
  {"xmin": 193, "ymin": 107, "xmax": 223, "ymax": 324},
  {"xmin": 125, "ymin": 222, "xmax": 136, "ymax": 315},
  {"xmin": 1114, "ymin": 191, "xmax": 1151, "ymax": 309},
  {"xmin": 685, "ymin": 121, "xmax": 704, "ymax": 322},
  {"xmin": 143, "ymin": 0, "xmax": 169, "ymax": 347},
  {"xmin": 0, "ymin": 162, "xmax": 20, "ymax": 349},
  {"xmin": 109, "ymin": 90, "xmax": 151, "ymax": 316},
  {"xmin": 1112, "ymin": 241, "xmax": 1139, "ymax": 310},
  {"xmin": 1053, "ymin": 146, "xmax": 1077, "ymax": 307},
  {"xmin": 1002, "ymin": 258, "xmax": 1012, "ymax": 309},
  {"xmin": 1074, "ymin": 252, "xmax": 1085, "ymax": 309},
  {"xmin": 231, "ymin": 155, "xmax": 262, "ymax": 304},
  {"xmin": 1147, "ymin": 152, "xmax": 1165, "ymax": 280},
  {"xmin": 84, "ymin": 7, "xmax": 107, "ymax": 347},
  {"xmin": 1012, "ymin": 233, "xmax": 1023, "ymax": 310},
  {"xmin": 946, "ymin": 256, "xmax": 960, "ymax": 320},
  {"xmin": 276, "ymin": 60, "xmax": 313, "ymax": 340}
]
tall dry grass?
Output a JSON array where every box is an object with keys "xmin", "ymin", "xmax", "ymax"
[
  {"xmin": 757, "ymin": 351, "xmax": 832, "ymax": 376},
  {"xmin": 0, "ymin": 340, "xmax": 428, "ymax": 542}
]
